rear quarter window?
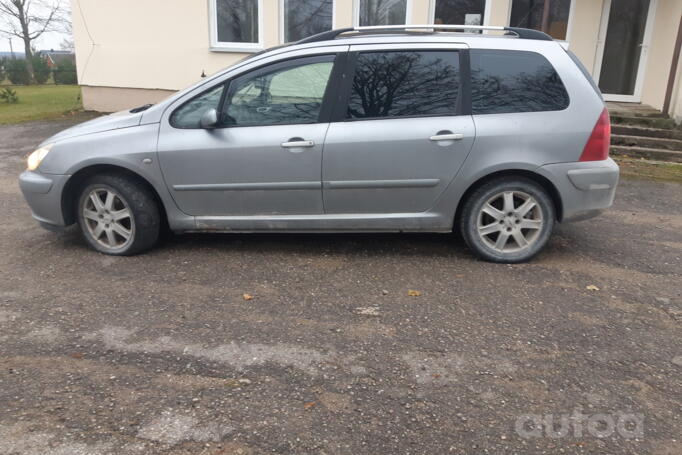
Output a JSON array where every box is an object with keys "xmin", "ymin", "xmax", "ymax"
[{"xmin": 470, "ymin": 50, "xmax": 570, "ymax": 115}]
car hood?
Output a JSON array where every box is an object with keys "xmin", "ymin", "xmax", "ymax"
[{"xmin": 42, "ymin": 110, "xmax": 144, "ymax": 145}]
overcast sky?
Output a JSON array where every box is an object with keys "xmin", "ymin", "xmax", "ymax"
[{"xmin": 0, "ymin": 0, "xmax": 72, "ymax": 53}]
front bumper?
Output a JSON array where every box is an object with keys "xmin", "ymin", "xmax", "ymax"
[
  {"xmin": 538, "ymin": 158, "xmax": 619, "ymax": 222},
  {"xmin": 18, "ymin": 170, "xmax": 70, "ymax": 227}
]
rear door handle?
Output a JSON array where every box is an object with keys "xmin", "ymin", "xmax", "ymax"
[
  {"xmin": 281, "ymin": 140, "xmax": 315, "ymax": 148},
  {"xmin": 429, "ymin": 133, "xmax": 464, "ymax": 141}
]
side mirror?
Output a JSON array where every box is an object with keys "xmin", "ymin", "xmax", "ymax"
[{"xmin": 199, "ymin": 108, "xmax": 218, "ymax": 129}]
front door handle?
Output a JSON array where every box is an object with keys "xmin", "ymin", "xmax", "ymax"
[
  {"xmin": 281, "ymin": 139, "xmax": 315, "ymax": 148},
  {"xmin": 429, "ymin": 133, "xmax": 464, "ymax": 141}
]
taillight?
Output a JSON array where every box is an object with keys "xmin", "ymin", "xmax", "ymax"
[{"xmin": 579, "ymin": 108, "xmax": 611, "ymax": 161}]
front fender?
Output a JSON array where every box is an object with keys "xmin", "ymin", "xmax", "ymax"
[{"xmin": 39, "ymin": 124, "xmax": 195, "ymax": 231}]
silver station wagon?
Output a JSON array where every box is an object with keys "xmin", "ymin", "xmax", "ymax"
[{"xmin": 19, "ymin": 25, "xmax": 618, "ymax": 263}]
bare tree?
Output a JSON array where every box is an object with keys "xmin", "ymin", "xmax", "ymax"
[
  {"xmin": 59, "ymin": 36, "xmax": 73, "ymax": 51},
  {"xmin": 0, "ymin": 0, "xmax": 66, "ymax": 83},
  {"xmin": 59, "ymin": 15, "xmax": 73, "ymax": 51}
]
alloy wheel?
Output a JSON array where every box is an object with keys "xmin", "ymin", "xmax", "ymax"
[
  {"xmin": 82, "ymin": 188, "xmax": 135, "ymax": 250},
  {"xmin": 476, "ymin": 190, "xmax": 544, "ymax": 253}
]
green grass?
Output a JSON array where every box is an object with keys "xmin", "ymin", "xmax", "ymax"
[
  {"xmin": 615, "ymin": 157, "xmax": 682, "ymax": 184},
  {"xmin": 0, "ymin": 85, "xmax": 83, "ymax": 124}
]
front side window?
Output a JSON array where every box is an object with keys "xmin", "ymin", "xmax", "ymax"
[
  {"xmin": 171, "ymin": 84, "xmax": 225, "ymax": 129},
  {"xmin": 213, "ymin": 0, "xmax": 259, "ymax": 47},
  {"xmin": 433, "ymin": 0, "xmax": 486, "ymax": 26},
  {"xmin": 223, "ymin": 56, "xmax": 335, "ymax": 127},
  {"xmin": 283, "ymin": 0, "xmax": 334, "ymax": 42},
  {"xmin": 346, "ymin": 51, "xmax": 460, "ymax": 119},
  {"xmin": 470, "ymin": 50, "xmax": 569, "ymax": 115},
  {"xmin": 357, "ymin": 0, "xmax": 408, "ymax": 26},
  {"xmin": 510, "ymin": 0, "xmax": 571, "ymax": 40}
]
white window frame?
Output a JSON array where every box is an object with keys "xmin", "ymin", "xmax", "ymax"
[
  {"xmin": 506, "ymin": 0, "xmax": 576, "ymax": 42},
  {"xmin": 279, "ymin": 0, "xmax": 337, "ymax": 43},
  {"xmin": 428, "ymin": 0, "xmax": 492, "ymax": 26},
  {"xmin": 353, "ymin": 0, "xmax": 413, "ymax": 27},
  {"xmin": 592, "ymin": 0, "xmax": 657, "ymax": 102},
  {"xmin": 209, "ymin": 0, "xmax": 264, "ymax": 53}
]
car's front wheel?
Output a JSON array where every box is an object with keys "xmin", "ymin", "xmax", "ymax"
[
  {"xmin": 76, "ymin": 174, "xmax": 160, "ymax": 255},
  {"xmin": 460, "ymin": 177, "xmax": 555, "ymax": 263}
]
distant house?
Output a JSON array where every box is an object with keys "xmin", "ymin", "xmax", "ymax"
[
  {"xmin": 0, "ymin": 51, "xmax": 25, "ymax": 60},
  {"xmin": 37, "ymin": 50, "xmax": 76, "ymax": 68}
]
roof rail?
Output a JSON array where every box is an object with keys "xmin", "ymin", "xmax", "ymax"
[{"xmin": 296, "ymin": 25, "xmax": 553, "ymax": 45}]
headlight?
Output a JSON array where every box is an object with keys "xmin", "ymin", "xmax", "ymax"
[{"xmin": 27, "ymin": 144, "xmax": 53, "ymax": 171}]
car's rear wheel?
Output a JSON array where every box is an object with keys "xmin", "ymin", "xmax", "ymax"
[
  {"xmin": 460, "ymin": 177, "xmax": 555, "ymax": 263},
  {"xmin": 76, "ymin": 174, "xmax": 160, "ymax": 255}
]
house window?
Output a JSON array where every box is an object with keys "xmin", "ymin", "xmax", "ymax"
[
  {"xmin": 211, "ymin": 0, "xmax": 262, "ymax": 51},
  {"xmin": 356, "ymin": 0, "xmax": 408, "ymax": 26},
  {"xmin": 510, "ymin": 0, "xmax": 572, "ymax": 40},
  {"xmin": 282, "ymin": 0, "xmax": 334, "ymax": 42},
  {"xmin": 432, "ymin": 0, "xmax": 486, "ymax": 26}
]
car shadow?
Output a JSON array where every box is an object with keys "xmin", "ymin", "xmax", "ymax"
[{"xmin": 161, "ymin": 231, "xmax": 473, "ymax": 260}]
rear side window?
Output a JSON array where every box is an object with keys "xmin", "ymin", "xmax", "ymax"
[
  {"xmin": 470, "ymin": 50, "xmax": 569, "ymax": 115},
  {"xmin": 346, "ymin": 50, "xmax": 460, "ymax": 119}
]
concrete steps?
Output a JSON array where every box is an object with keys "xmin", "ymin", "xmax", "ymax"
[
  {"xmin": 610, "ymin": 145, "xmax": 682, "ymax": 163},
  {"xmin": 607, "ymin": 106, "xmax": 682, "ymax": 162},
  {"xmin": 610, "ymin": 114, "xmax": 678, "ymax": 129},
  {"xmin": 611, "ymin": 134, "xmax": 682, "ymax": 151},
  {"xmin": 611, "ymin": 124, "xmax": 682, "ymax": 141}
]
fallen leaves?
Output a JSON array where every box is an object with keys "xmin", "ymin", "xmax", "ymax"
[
  {"xmin": 225, "ymin": 378, "xmax": 252, "ymax": 388},
  {"xmin": 586, "ymin": 285, "xmax": 600, "ymax": 291},
  {"xmin": 407, "ymin": 290, "xmax": 422, "ymax": 297}
]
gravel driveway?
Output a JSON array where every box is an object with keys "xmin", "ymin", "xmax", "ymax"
[{"xmin": 1, "ymin": 117, "xmax": 680, "ymax": 454}]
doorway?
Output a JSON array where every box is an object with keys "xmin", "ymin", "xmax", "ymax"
[{"xmin": 594, "ymin": 0, "xmax": 657, "ymax": 102}]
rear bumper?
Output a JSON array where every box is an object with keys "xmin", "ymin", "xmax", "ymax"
[
  {"xmin": 19, "ymin": 171, "xmax": 70, "ymax": 228},
  {"xmin": 538, "ymin": 158, "xmax": 619, "ymax": 222}
]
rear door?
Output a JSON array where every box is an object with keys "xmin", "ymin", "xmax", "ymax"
[{"xmin": 322, "ymin": 44, "xmax": 475, "ymax": 214}]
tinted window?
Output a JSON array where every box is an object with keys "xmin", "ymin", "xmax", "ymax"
[
  {"xmin": 470, "ymin": 50, "xmax": 569, "ymax": 115},
  {"xmin": 358, "ymin": 0, "xmax": 407, "ymax": 26},
  {"xmin": 282, "ymin": 0, "xmax": 333, "ymax": 42},
  {"xmin": 347, "ymin": 51, "xmax": 460, "ymax": 119},
  {"xmin": 223, "ymin": 56, "xmax": 334, "ymax": 127},
  {"xmin": 216, "ymin": 0, "xmax": 259, "ymax": 44},
  {"xmin": 171, "ymin": 84, "xmax": 225, "ymax": 129},
  {"xmin": 510, "ymin": 0, "xmax": 571, "ymax": 40},
  {"xmin": 434, "ymin": 0, "xmax": 486, "ymax": 26}
]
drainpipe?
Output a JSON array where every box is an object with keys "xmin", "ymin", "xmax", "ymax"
[
  {"xmin": 541, "ymin": 0, "xmax": 552, "ymax": 34},
  {"xmin": 663, "ymin": 14, "xmax": 682, "ymax": 116}
]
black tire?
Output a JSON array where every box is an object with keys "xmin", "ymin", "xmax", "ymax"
[
  {"xmin": 460, "ymin": 177, "xmax": 555, "ymax": 263},
  {"xmin": 76, "ymin": 174, "xmax": 160, "ymax": 255}
]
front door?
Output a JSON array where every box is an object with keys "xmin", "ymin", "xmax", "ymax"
[
  {"xmin": 157, "ymin": 54, "xmax": 339, "ymax": 216},
  {"xmin": 594, "ymin": 0, "xmax": 657, "ymax": 102},
  {"xmin": 322, "ymin": 45, "xmax": 475, "ymax": 214}
]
